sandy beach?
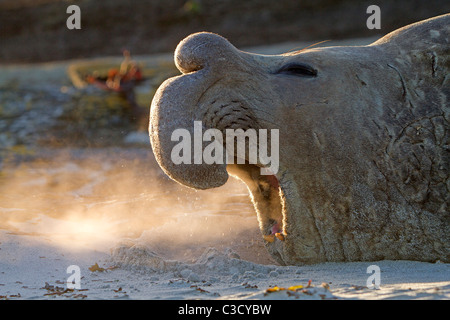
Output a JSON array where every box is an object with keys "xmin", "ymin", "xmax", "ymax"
[
  {"xmin": 1, "ymin": 224, "xmax": 449, "ymax": 300},
  {"xmin": 0, "ymin": 39, "xmax": 449, "ymax": 301}
]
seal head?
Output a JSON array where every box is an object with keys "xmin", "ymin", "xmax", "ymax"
[{"xmin": 150, "ymin": 15, "xmax": 449, "ymax": 264}]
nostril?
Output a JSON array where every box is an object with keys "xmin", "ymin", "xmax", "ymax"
[{"xmin": 174, "ymin": 32, "xmax": 237, "ymax": 74}]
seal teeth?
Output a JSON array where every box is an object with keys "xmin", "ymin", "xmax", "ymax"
[
  {"xmin": 275, "ymin": 233, "xmax": 285, "ymax": 241},
  {"xmin": 263, "ymin": 234, "xmax": 275, "ymax": 243},
  {"xmin": 264, "ymin": 233, "xmax": 285, "ymax": 242}
]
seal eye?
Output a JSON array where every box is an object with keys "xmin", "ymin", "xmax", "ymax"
[{"xmin": 277, "ymin": 63, "xmax": 317, "ymax": 77}]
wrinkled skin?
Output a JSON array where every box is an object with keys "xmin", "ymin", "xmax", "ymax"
[{"xmin": 150, "ymin": 14, "xmax": 449, "ymax": 265}]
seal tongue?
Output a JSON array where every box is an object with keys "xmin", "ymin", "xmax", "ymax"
[{"xmin": 271, "ymin": 222, "xmax": 281, "ymax": 235}]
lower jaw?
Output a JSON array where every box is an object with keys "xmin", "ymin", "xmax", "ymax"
[{"xmin": 227, "ymin": 163, "xmax": 288, "ymax": 264}]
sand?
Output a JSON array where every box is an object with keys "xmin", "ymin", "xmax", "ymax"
[
  {"xmin": 0, "ymin": 39, "xmax": 449, "ymax": 301},
  {"xmin": 1, "ymin": 226, "xmax": 448, "ymax": 300}
]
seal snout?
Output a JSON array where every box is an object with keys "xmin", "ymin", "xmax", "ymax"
[{"xmin": 175, "ymin": 32, "xmax": 240, "ymax": 74}]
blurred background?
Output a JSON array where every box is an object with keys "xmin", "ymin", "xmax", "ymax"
[{"xmin": 0, "ymin": 0, "xmax": 449, "ymax": 63}]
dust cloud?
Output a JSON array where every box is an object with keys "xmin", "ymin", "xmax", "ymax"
[{"xmin": 0, "ymin": 147, "xmax": 273, "ymax": 264}]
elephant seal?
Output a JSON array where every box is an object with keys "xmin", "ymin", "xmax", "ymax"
[{"xmin": 150, "ymin": 14, "xmax": 449, "ymax": 265}]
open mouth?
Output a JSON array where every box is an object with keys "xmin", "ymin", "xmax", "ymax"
[{"xmin": 226, "ymin": 162, "xmax": 287, "ymax": 262}]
